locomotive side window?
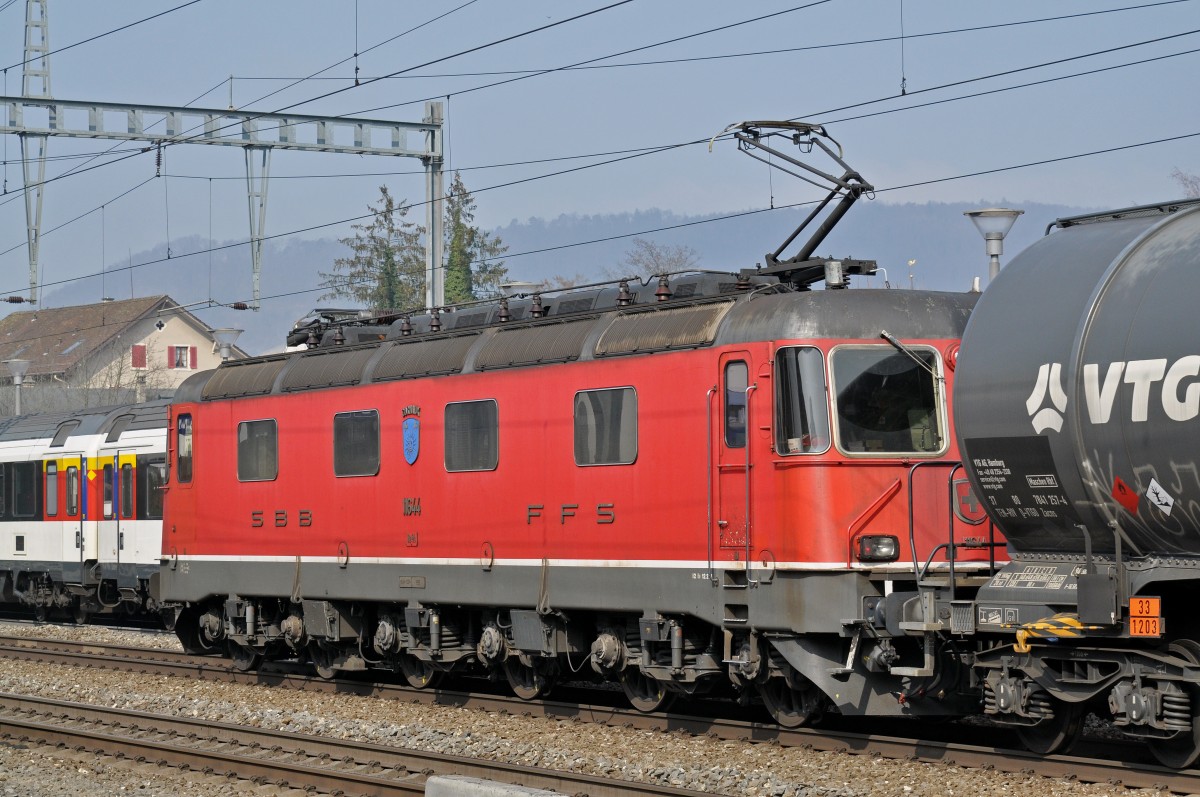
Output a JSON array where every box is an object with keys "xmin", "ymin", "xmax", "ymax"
[
  {"xmin": 237, "ymin": 419, "xmax": 278, "ymax": 482},
  {"xmin": 138, "ymin": 455, "xmax": 167, "ymax": 519},
  {"xmin": 724, "ymin": 361, "xmax": 748, "ymax": 448},
  {"xmin": 9, "ymin": 462, "xmax": 38, "ymax": 519},
  {"xmin": 830, "ymin": 346, "xmax": 943, "ymax": 455},
  {"xmin": 66, "ymin": 466, "xmax": 79, "ymax": 516},
  {"xmin": 574, "ymin": 387, "xmax": 637, "ymax": 466},
  {"xmin": 445, "ymin": 400, "xmax": 498, "ymax": 472},
  {"xmin": 775, "ymin": 347, "xmax": 831, "ymax": 454},
  {"xmin": 177, "ymin": 414, "xmax": 193, "ymax": 484},
  {"xmin": 334, "ymin": 410, "xmax": 381, "ymax": 477},
  {"xmin": 45, "ymin": 462, "xmax": 58, "ymax": 517}
]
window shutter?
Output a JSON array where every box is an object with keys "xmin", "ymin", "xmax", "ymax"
[
  {"xmin": 131, "ymin": 344, "xmax": 147, "ymax": 369},
  {"xmin": 189, "ymin": 346, "xmax": 198, "ymax": 369},
  {"xmin": 167, "ymin": 346, "xmax": 176, "ymax": 369}
]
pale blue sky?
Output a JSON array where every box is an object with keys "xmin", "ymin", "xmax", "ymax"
[{"xmin": 1, "ymin": 0, "xmax": 1197, "ymax": 311}]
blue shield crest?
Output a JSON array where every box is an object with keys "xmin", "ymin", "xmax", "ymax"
[{"xmin": 403, "ymin": 417, "xmax": 420, "ymax": 465}]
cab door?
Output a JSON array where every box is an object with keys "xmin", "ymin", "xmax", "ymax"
[{"xmin": 713, "ymin": 353, "xmax": 753, "ymax": 558}]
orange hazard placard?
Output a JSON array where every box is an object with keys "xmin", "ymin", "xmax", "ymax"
[{"xmin": 1129, "ymin": 596, "xmax": 1162, "ymax": 638}]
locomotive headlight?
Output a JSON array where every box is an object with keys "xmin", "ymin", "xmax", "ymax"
[{"xmin": 857, "ymin": 535, "xmax": 899, "ymax": 562}]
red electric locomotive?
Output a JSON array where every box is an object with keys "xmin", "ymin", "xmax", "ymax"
[{"xmin": 159, "ymin": 123, "xmax": 1002, "ymax": 725}]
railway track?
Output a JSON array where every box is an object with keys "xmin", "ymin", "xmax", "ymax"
[{"xmin": 0, "ymin": 633, "xmax": 1195, "ymax": 794}]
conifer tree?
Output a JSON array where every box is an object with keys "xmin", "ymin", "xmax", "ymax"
[
  {"xmin": 319, "ymin": 186, "xmax": 425, "ymax": 311},
  {"xmin": 443, "ymin": 171, "xmax": 508, "ymax": 303}
]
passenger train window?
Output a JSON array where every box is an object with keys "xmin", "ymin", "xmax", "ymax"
[
  {"xmin": 334, "ymin": 410, "xmax": 380, "ymax": 477},
  {"xmin": 50, "ymin": 420, "xmax": 79, "ymax": 448},
  {"xmin": 106, "ymin": 414, "xmax": 134, "ymax": 443},
  {"xmin": 177, "ymin": 414, "xmax": 193, "ymax": 484},
  {"xmin": 10, "ymin": 462, "xmax": 37, "ymax": 518},
  {"xmin": 103, "ymin": 464, "xmax": 115, "ymax": 519},
  {"xmin": 830, "ymin": 346, "xmax": 943, "ymax": 455},
  {"xmin": 45, "ymin": 462, "xmax": 58, "ymax": 517},
  {"xmin": 775, "ymin": 347, "xmax": 831, "ymax": 454},
  {"xmin": 66, "ymin": 467, "xmax": 79, "ymax": 516},
  {"xmin": 138, "ymin": 456, "xmax": 167, "ymax": 520},
  {"xmin": 574, "ymin": 388, "xmax": 637, "ymax": 466},
  {"xmin": 237, "ymin": 419, "xmax": 278, "ymax": 482},
  {"xmin": 445, "ymin": 400, "xmax": 498, "ymax": 472},
  {"xmin": 724, "ymin": 361, "xmax": 748, "ymax": 448},
  {"xmin": 121, "ymin": 463, "xmax": 134, "ymax": 519}
]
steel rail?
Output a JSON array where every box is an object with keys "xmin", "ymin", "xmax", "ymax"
[
  {"xmin": 0, "ymin": 692, "xmax": 707, "ymax": 797},
  {"xmin": 0, "ymin": 634, "xmax": 1196, "ymax": 793}
]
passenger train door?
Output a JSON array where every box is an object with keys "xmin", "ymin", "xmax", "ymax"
[
  {"xmin": 52, "ymin": 456, "xmax": 87, "ymax": 581},
  {"xmin": 713, "ymin": 353, "xmax": 752, "ymax": 561},
  {"xmin": 96, "ymin": 449, "xmax": 135, "ymax": 572}
]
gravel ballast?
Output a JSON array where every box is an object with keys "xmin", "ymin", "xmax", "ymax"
[{"xmin": 0, "ymin": 621, "xmax": 1173, "ymax": 796}]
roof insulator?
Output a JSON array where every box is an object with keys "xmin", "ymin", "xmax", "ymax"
[
  {"xmin": 400, "ymin": 315, "xmax": 413, "ymax": 336},
  {"xmin": 655, "ymin": 275, "xmax": 672, "ymax": 302},
  {"xmin": 617, "ymin": 280, "xmax": 632, "ymax": 306},
  {"xmin": 736, "ymin": 273, "xmax": 752, "ymax": 290},
  {"xmin": 498, "ymin": 297, "xmax": 511, "ymax": 323},
  {"xmin": 332, "ymin": 327, "xmax": 346, "ymax": 346},
  {"xmin": 530, "ymin": 294, "xmax": 544, "ymax": 318},
  {"xmin": 305, "ymin": 330, "xmax": 318, "ymax": 347},
  {"xmin": 429, "ymin": 307, "xmax": 442, "ymax": 333}
]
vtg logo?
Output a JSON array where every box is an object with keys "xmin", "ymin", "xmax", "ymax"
[{"xmin": 1027, "ymin": 356, "xmax": 1200, "ymax": 433}]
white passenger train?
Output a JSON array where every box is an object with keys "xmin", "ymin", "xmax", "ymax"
[{"xmin": 0, "ymin": 401, "xmax": 168, "ymax": 621}]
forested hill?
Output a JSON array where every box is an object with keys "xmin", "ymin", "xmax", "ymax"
[{"xmin": 34, "ymin": 200, "xmax": 1089, "ymax": 356}]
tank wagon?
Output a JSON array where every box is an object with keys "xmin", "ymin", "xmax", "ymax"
[
  {"xmin": 956, "ymin": 199, "xmax": 1200, "ymax": 765},
  {"xmin": 0, "ymin": 401, "xmax": 169, "ymax": 621}
]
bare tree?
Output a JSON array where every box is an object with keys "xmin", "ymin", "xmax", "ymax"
[
  {"xmin": 1171, "ymin": 168, "xmax": 1200, "ymax": 199},
  {"xmin": 620, "ymin": 238, "xmax": 699, "ymax": 275}
]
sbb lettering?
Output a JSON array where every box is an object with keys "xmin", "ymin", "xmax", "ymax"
[
  {"xmin": 526, "ymin": 502, "xmax": 616, "ymax": 525},
  {"xmin": 250, "ymin": 509, "xmax": 313, "ymax": 528}
]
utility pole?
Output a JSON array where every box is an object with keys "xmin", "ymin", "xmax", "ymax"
[
  {"xmin": 21, "ymin": 0, "xmax": 52, "ymax": 304},
  {"xmin": 5, "ymin": 4, "xmax": 444, "ymax": 310}
]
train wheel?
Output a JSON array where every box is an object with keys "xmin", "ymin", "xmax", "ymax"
[
  {"xmin": 621, "ymin": 668, "xmax": 673, "ymax": 713},
  {"xmin": 398, "ymin": 654, "xmax": 442, "ymax": 689},
  {"xmin": 504, "ymin": 657, "xmax": 552, "ymax": 700},
  {"xmin": 1149, "ymin": 639, "xmax": 1200, "ymax": 769},
  {"xmin": 759, "ymin": 677, "xmax": 823, "ymax": 728},
  {"xmin": 227, "ymin": 641, "xmax": 261, "ymax": 673},
  {"xmin": 71, "ymin": 601, "xmax": 91, "ymax": 625},
  {"xmin": 1016, "ymin": 700, "xmax": 1083, "ymax": 755}
]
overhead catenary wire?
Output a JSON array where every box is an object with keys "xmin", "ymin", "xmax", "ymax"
[
  {"xmin": 0, "ymin": 0, "xmax": 207, "ymax": 72},
  {"xmin": 5, "ymin": 128, "xmax": 1197, "ymax": 305}
]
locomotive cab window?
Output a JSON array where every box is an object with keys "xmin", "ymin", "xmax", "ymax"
[
  {"xmin": 445, "ymin": 400, "xmax": 498, "ymax": 472},
  {"xmin": 334, "ymin": 410, "xmax": 380, "ymax": 477},
  {"xmin": 176, "ymin": 414, "xmax": 193, "ymax": 484},
  {"xmin": 237, "ymin": 419, "xmax": 278, "ymax": 482},
  {"xmin": 775, "ymin": 347, "xmax": 832, "ymax": 454},
  {"xmin": 830, "ymin": 346, "xmax": 944, "ymax": 455},
  {"xmin": 574, "ymin": 387, "xmax": 637, "ymax": 466}
]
